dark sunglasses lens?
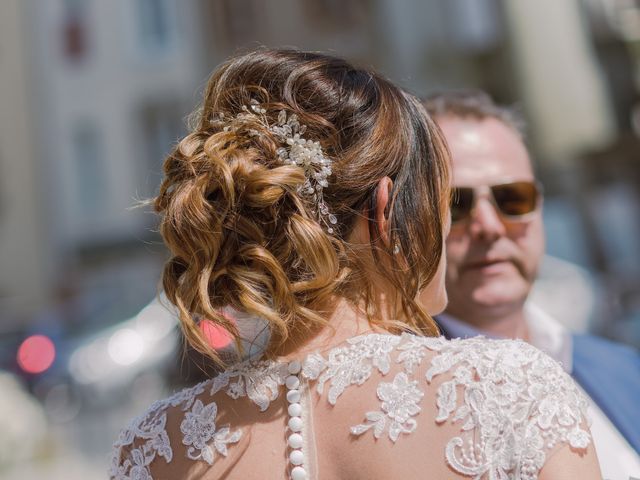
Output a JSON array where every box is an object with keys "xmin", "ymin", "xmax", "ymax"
[
  {"xmin": 451, "ymin": 188, "xmax": 474, "ymax": 222},
  {"xmin": 491, "ymin": 182, "xmax": 539, "ymax": 216}
]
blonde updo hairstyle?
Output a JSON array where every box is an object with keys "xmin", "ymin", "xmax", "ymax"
[{"xmin": 155, "ymin": 49, "xmax": 450, "ymax": 365}]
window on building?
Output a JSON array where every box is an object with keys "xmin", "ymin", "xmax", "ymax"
[
  {"xmin": 72, "ymin": 123, "xmax": 107, "ymax": 221},
  {"xmin": 209, "ymin": 0, "xmax": 261, "ymax": 46},
  {"xmin": 133, "ymin": 0, "xmax": 177, "ymax": 56},
  {"xmin": 302, "ymin": 0, "xmax": 369, "ymax": 30},
  {"xmin": 139, "ymin": 102, "xmax": 185, "ymax": 197},
  {"xmin": 62, "ymin": 0, "xmax": 89, "ymax": 62}
]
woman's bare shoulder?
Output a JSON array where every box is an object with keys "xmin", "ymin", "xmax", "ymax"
[
  {"xmin": 409, "ymin": 335, "xmax": 596, "ymax": 479},
  {"xmin": 309, "ymin": 333, "xmax": 596, "ymax": 479}
]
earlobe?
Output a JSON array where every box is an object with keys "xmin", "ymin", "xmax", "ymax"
[{"xmin": 375, "ymin": 177, "xmax": 394, "ymax": 247}]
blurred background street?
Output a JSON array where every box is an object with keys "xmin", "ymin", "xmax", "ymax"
[{"xmin": 1, "ymin": 0, "xmax": 639, "ymax": 477}]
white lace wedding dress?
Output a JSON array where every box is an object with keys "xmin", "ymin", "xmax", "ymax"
[{"xmin": 109, "ymin": 333, "xmax": 591, "ymax": 479}]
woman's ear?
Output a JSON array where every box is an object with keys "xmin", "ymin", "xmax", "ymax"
[{"xmin": 374, "ymin": 176, "xmax": 394, "ymax": 247}]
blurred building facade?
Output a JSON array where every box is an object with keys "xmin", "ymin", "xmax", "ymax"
[
  {"xmin": 1, "ymin": 0, "xmax": 50, "ymax": 329},
  {"xmin": 2, "ymin": 0, "xmax": 216, "ymax": 335},
  {"xmin": 1, "ymin": 2, "xmax": 639, "ymax": 477},
  {"xmin": 2, "ymin": 0, "xmax": 639, "ymax": 347}
]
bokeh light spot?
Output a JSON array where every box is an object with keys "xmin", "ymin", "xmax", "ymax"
[
  {"xmin": 108, "ymin": 328, "xmax": 144, "ymax": 366},
  {"xmin": 200, "ymin": 320, "xmax": 233, "ymax": 349},
  {"xmin": 17, "ymin": 335, "xmax": 56, "ymax": 374}
]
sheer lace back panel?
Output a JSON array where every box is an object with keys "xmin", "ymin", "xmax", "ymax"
[{"xmin": 109, "ymin": 334, "xmax": 591, "ymax": 480}]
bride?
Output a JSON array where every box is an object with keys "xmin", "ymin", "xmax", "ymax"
[{"xmin": 109, "ymin": 49, "xmax": 600, "ymax": 479}]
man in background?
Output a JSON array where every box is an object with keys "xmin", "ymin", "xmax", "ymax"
[{"xmin": 424, "ymin": 91, "xmax": 640, "ymax": 478}]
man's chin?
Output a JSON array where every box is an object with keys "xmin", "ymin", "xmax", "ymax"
[
  {"xmin": 473, "ymin": 283, "xmax": 527, "ymax": 305},
  {"xmin": 462, "ymin": 260, "xmax": 518, "ymax": 279}
]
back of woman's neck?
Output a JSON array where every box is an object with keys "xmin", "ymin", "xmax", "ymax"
[{"xmin": 274, "ymin": 298, "xmax": 384, "ymax": 361}]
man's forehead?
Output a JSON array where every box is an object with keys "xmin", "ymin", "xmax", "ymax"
[{"xmin": 438, "ymin": 116, "xmax": 534, "ymax": 186}]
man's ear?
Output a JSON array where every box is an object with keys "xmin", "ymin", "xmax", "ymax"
[{"xmin": 374, "ymin": 176, "xmax": 394, "ymax": 247}]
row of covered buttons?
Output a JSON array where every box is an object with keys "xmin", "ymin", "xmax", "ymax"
[{"xmin": 285, "ymin": 360, "xmax": 307, "ymax": 480}]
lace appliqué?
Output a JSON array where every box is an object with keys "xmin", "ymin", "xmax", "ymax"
[
  {"xmin": 210, "ymin": 359, "xmax": 289, "ymax": 411},
  {"xmin": 303, "ymin": 333, "xmax": 402, "ymax": 404},
  {"xmin": 351, "ymin": 372, "xmax": 423, "ymax": 441},
  {"xmin": 110, "ymin": 333, "xmax": 591, "ymax": 480},
  {"xmin": 109, "ymin": 381, "xmax": 239, "ymax": 480},
  {"xmin": 304, "ymin": 333, "xmax": 590, "ymax": 478},
  {"xmin": 181, "ymin": 399, "xmax": 241, "ymax": 464},
  {"xmin": 110, "ymin": 358, "xmax": 291, "ymax": 479},
  {"xmin": 397, "ymin": 333, "xmax": 445, "ymax": 373},
  {"xmin": 425, "ymin": 338, "xmax": 591, "ymax": 480},
  {"xmin": 304, "ymin": 333, "xmax": 444, "ymax": 441}
]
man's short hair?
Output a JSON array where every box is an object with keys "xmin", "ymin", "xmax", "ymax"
[{"xmin": 423, "ymin": 90, "xmax": 526, "ymax": 138}]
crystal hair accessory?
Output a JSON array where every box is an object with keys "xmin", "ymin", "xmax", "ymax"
[{"xmin": 213, "ymin": 100, "xmax": 338, "ymax": 234}]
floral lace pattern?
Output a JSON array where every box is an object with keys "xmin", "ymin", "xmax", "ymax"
[
  {"xmin": 423, "ymin": 337, "xmax": 591, "ymax": 480},
  {"xmin": 181, "ymin": 399, "xmax": 241, "ymax": 464},
  {"xmin": 351, "ymin": 372, "xmax": 423, "ymax": 441},
  {"xmin": 109, "ymin": 382, "xmax": 206, "ymax": 480},
  {"xmin": 109, "ymin": 333, "xmax": 591, "ymax": 480},
  {"xmin": 303, "ymin": 333, "xmax": 402, "ymax": 404},
  {"xmin": 210, "ymin": 358, "xmax": 289, "ymax": 411}
]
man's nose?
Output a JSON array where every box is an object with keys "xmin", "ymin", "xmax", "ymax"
[{"xmin": 468, "ymin": 197, "xmax": 506, "ymax": 240}]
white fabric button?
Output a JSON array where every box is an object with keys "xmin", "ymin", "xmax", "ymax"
[
  {"xmin": 288, "ymin": 433, "xmax": 303, "ymax": 449},
  {"xmin": 288, "ymin": 360, "xmax": 301, "ymax": 374},
  {"xmin": 289, "ymin": 449, "xmax": 304, "ymax": 465},
  {"xmin": 288, "ymin": 403, "xmax": 302, "ymax": 417},
  {"xmin": 290, "ymin": 466, "xmax": 307, "ymax": 480},
  {"xmin": 286, "ymin": 389, "xmax": 300, "ymax": 403},
  {"xmin": 285, "ymin": 375, "xmax": 300, "ymax": 390},
  {"xmin": 288, "ymin": 416, "xmax": 303, "ymax": 432}
]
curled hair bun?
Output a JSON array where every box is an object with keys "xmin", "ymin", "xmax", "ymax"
[
  {"xmin": 156, "ymin": 102, "xmax": 340, "ymax": 364},
  {"xmin": 155, "ymin": 49, "xmax": 450, "ymax": 365}
]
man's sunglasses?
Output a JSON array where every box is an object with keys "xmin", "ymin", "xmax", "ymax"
[{"xmin": 451, "ymin": 181, "xmax": 543, "ymax": 223}]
